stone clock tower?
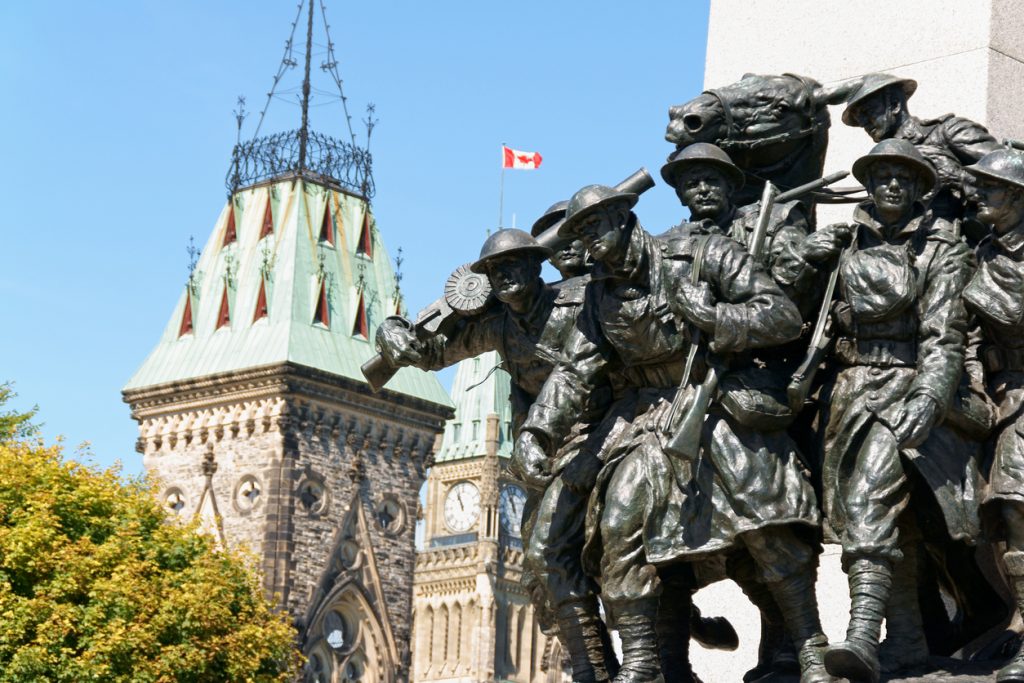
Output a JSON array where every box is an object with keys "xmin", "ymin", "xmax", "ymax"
[{"xmin": 411, "ymin": 351, "xmax": 571, "ymax": 683}]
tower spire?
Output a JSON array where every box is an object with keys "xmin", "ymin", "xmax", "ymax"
[
  {"xmin": 298, "ymin": 0, "xmax": 314, "ymax": 172},
  {"xmin": 226, "ymin": 1, "xmax": 374, "ymax": 198}
]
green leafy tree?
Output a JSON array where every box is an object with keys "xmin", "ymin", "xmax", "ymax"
[
  {"xmin": 0, "ymin": 383, "xmax": 38, "ymax": 443},
  {"xmin": 0, "ymin": 407, "xmax": 300, "ymax": 681}
]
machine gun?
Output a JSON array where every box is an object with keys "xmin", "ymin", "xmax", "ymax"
[
  {"xmin": 663, "ymin": 170, "xmax": 849, "ymax": 460},
  {"xmin": 360, "ymin": 168, "xmax": 656, "ymax": 392}
]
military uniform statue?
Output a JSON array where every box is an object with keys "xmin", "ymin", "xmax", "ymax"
[
  {"xmin": 514, "ymin": 184, "xmax": 830, "ymax": 683},
  {"xmin": 660, "ymin": 142, "xmax": 821, "ymax": 682},
  {"xmin": 842, "ymin": 73, "xmax": 1001, "ymax": 233},
  {"xmin": 963, "ymin": 148, "xmax": 1024, "ymax": 683},
  {"xmin": 376, "ymin": 229, "xmax": 618, "ymax": 682},
  {"xmin": 777, "ymin": 139, "xmax": 978, "ymax": 682}
]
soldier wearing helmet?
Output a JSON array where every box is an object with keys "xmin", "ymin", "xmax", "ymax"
[
  {"xmin": 843, "ymin": 72, "xmax": 1000, "ymax": 228},
  {"xmin": 514, "ymin": 183, "xmax": 829, "ymax": 682},
  {"xmin": 375, "ymin": 228, "xmax": 620, "ymax": 682},
  {"xmin": 963, "ymin": 148, "xmax": 1024, "ymax": 683},
  {"xmin": 662, "ymin": 142, "xmax": 828, "ymax": 681},
  {"xmin": 662, "ymin": 142, "xmax": 809, "ymax": 268},
  {"xmin": 777, "ymin": 139, "xmax": 978, "ymax": 682},
  {"xmin": 532, "ymin": 200, "xmax": 591, "ymax": 281}
]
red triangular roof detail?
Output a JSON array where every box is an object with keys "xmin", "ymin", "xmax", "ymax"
[
  {"xmin": 357, "ymin": 210, "xmax": 372, "ymax": 257},
  {"xmin": 253, "ymin": 278, "xmax": 268, "ymax": 322},
  {"xmin": 313, "ymin": 280, "xmax": 330, "ymax": 327},
  {"xmin": 179, "ymin": 294, "xmax": 193, "ymax": 337},
  {"xmin": 352, "ymin": 293, "xmax": 368, "ymax": 337},
  {"xmin": 260, "ymin": 196, "xmax": 274, "ymax": 238},
  {"xmin": 216, "ymin": 287, "xmax": 231, "ymax": 329},
  {"xmin": 320, "ymin": 204, "xmax": 334, "ymax": 245},
  {"xmin": 223, "ymin": 205, "xmax": 237, "ymax": 246}
]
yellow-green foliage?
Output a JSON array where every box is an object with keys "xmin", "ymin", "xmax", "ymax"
[{"xmin": 0, "ymin": 439, "xmax": 300, "ymax": 682}]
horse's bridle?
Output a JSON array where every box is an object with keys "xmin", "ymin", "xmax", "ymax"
[{"xmin": 703, "ymin": 73, "xmax": 828, "ymax": 152}]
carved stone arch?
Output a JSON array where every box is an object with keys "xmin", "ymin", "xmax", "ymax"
[
  {"xmin": 460, "ymin": 596, "xmax": 477, "ymax": 676},
  {"xmin": 301, "ymin": 491, "xmax": 401, "ymax": 681},
  {"xmin": 450, "ymin": 600, "xmax": 463, "ymax": 673},
  {"xmin": 304, "ymin": 579, "xmax": 395, "ymax": 683},
  {"xmin": 543, "ymin": 633, "xmax": 573, "ymax": 683},
  {"xmin": 436, "ymin": 602, "xmax": 450, "ymax": 675},
  {"xmin": 414, "ymin": 603, "xmax": 434, "ymax": 678}
]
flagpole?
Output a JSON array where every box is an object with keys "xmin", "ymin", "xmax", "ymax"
[{"xmin": 497, "ymin": 143, "xmax": 505, "ymax": 231}]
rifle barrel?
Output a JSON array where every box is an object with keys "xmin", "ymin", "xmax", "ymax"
[{"xmin": 776, "ymin": 170, "xmax": 850, "ymax": 203}]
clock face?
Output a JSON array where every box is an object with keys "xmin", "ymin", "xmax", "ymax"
[
  {"xmin": 444, "ymin": 481, "xmax": 481, "ymax": 532},
  {"xmin": 499, "ymin": 484, "xmax": 527, "ymax": 537}
]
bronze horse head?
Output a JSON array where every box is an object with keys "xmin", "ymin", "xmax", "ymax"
[{"xmin": 666, "ymin": 73, "xmax": 859, "ymax": 206}]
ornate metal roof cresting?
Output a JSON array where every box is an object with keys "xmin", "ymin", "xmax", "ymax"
[{"xmin": 226, "ymin": 0, "xmax": 375, "ymax": 199}]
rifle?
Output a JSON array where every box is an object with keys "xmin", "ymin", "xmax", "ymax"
[
  {"xmin": 361, "ymin": 168, "xmax": 656, "ymax": 392},
  {"xmin": 786, "ymin": 257, "xmax": 841, "ymax": 412},
  {"xmin": 663, "ymin": 180, "xmax": 776, "ymax": 459},
  {"xmin": 663, "ymin": 170, "xmax": 850, "ymax": 460}
]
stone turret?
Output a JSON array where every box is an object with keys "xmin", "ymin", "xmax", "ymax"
[{"xmin": 123, "ymin": 4, "xmax": 452, "ymax": 681}]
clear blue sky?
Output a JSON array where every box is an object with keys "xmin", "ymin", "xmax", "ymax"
[{"xmin": 0, "ymin": 1, "xmax": 709, "ymax": 475}]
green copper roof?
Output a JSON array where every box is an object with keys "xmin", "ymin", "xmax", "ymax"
[
  {"xmin": 433, "ymin": 350, "xmax": 513, "ymax": 462},
  {"xmin": 125, "ymin": 179, "xmax": 452, "ymax": 410}
]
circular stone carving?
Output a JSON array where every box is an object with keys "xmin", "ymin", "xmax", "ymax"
[
  {"xmin": 444, "ymin": 263, "xmax": 493, "ymax": 315},
  {"xmin": 299, "ymin": 477, "xmax": 328, "ymax": 515},
  {"xmin": 233, "ymin": 475, "xmax": 263, "ymax": 512},
  {"xmin": 323, "ymin": 610, "xmax": 353, "ymax": 652},
  {"xmin": 339, "ymin": 540, "xmax": 361, "ymax": 570},
  {"xmin": 164, "ymin": 488, "xmax": 186, "ymax": 515},
  {"xmin": 374, "ymin": 496, "xmax": 405, "ymax": 535}
]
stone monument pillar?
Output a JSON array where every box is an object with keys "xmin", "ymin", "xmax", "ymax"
[{"xmin": 704, "ymin": 0, "xmax": 1024, "ymax": 224}]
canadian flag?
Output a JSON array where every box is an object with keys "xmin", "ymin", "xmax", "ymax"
[{"xmin": 502, "ymin": 145, "xmax": 543, "ymax": 170}]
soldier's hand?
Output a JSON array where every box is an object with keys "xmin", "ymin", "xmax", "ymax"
[
  {"xmin": 892, "ymin": 394, "xmax": 940, "ymax": 449},
  {"xmin": 677, "ymin": 280, "xmax": 717, "ymax": 333},
  {"xmin": 561, "ymin": 451, "xmax": 602, "ymax": 494},
  {"xmin": 798, "ymin": 223, "xmax": 854, "ymax": 263},
  {"xmin": 511, "ymin": 432, "xmax": 553, "ymax": 490},
  {"xmin": 375, "ymin": 316, "xmax": 423, "ymax": 368}
]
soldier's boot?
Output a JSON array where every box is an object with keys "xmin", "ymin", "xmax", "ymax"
[
  {"xmin": 768, "ymin": 568, "xmax": 833, "ymax": 683},
  {"xmin": 689, "ymin": 604, "xmax": 739, "ymax": 652},
  {"xmin": 824, "ymin": 557, "xmax": 893, "ymax": 683},
  {"xmin": 555, "ymin": 597, "xmax": 617, "ymax": 682},
  {"xmin": 997, "ymin": 552, "xmax": 1024, "ymax": 682},
  {"xmin": 733, "ymin": 570, "xmax": 797, "ymax": 681},
  {"xmin": 655, "ymin": 588, "xmax": 701, "ymax": 683},
  {"xmin": 611, "ymin": 599, "xmax": 665, "ymax": 683},
  {"xmin": 879, "ymin": 551, "xmax": 928, "ymax": 674}
]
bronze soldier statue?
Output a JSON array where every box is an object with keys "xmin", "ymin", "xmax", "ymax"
[
  {"xmin": 532, "ymin": 201, "xmax": 591, "ymax": 281},
  {"xmin": 963, "ymin": 147, "xmax": 1024, "ymax": 683},
  {"xmin": 776, "ymin": 139, "xmax": 978, "ymax": 682},
  {"xmin": 662, "ymin": 143, "xmax": 811, "ymax": 271},
  {"xmin": 842, "ymin": 73, "xmax": 1001, "ymax": 231},
  {"xmin": 661, "ymin": 142, "xmax": 820, "ymax": 681},
  {"xmin": 531, "ymin": 195, "xmax": 741, "ymax": 665},
  {"xmin": 375, "ymin": 229, "xmax": 618, "ymax": 682},
  {"xmin": 514, "ymin": 185, "xmax": 830, "ymax": 683}
]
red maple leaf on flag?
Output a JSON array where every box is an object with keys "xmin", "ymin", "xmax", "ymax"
[{"xmin": 517, "ymin": 155, "xmax": 531, "ymax": 164}]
